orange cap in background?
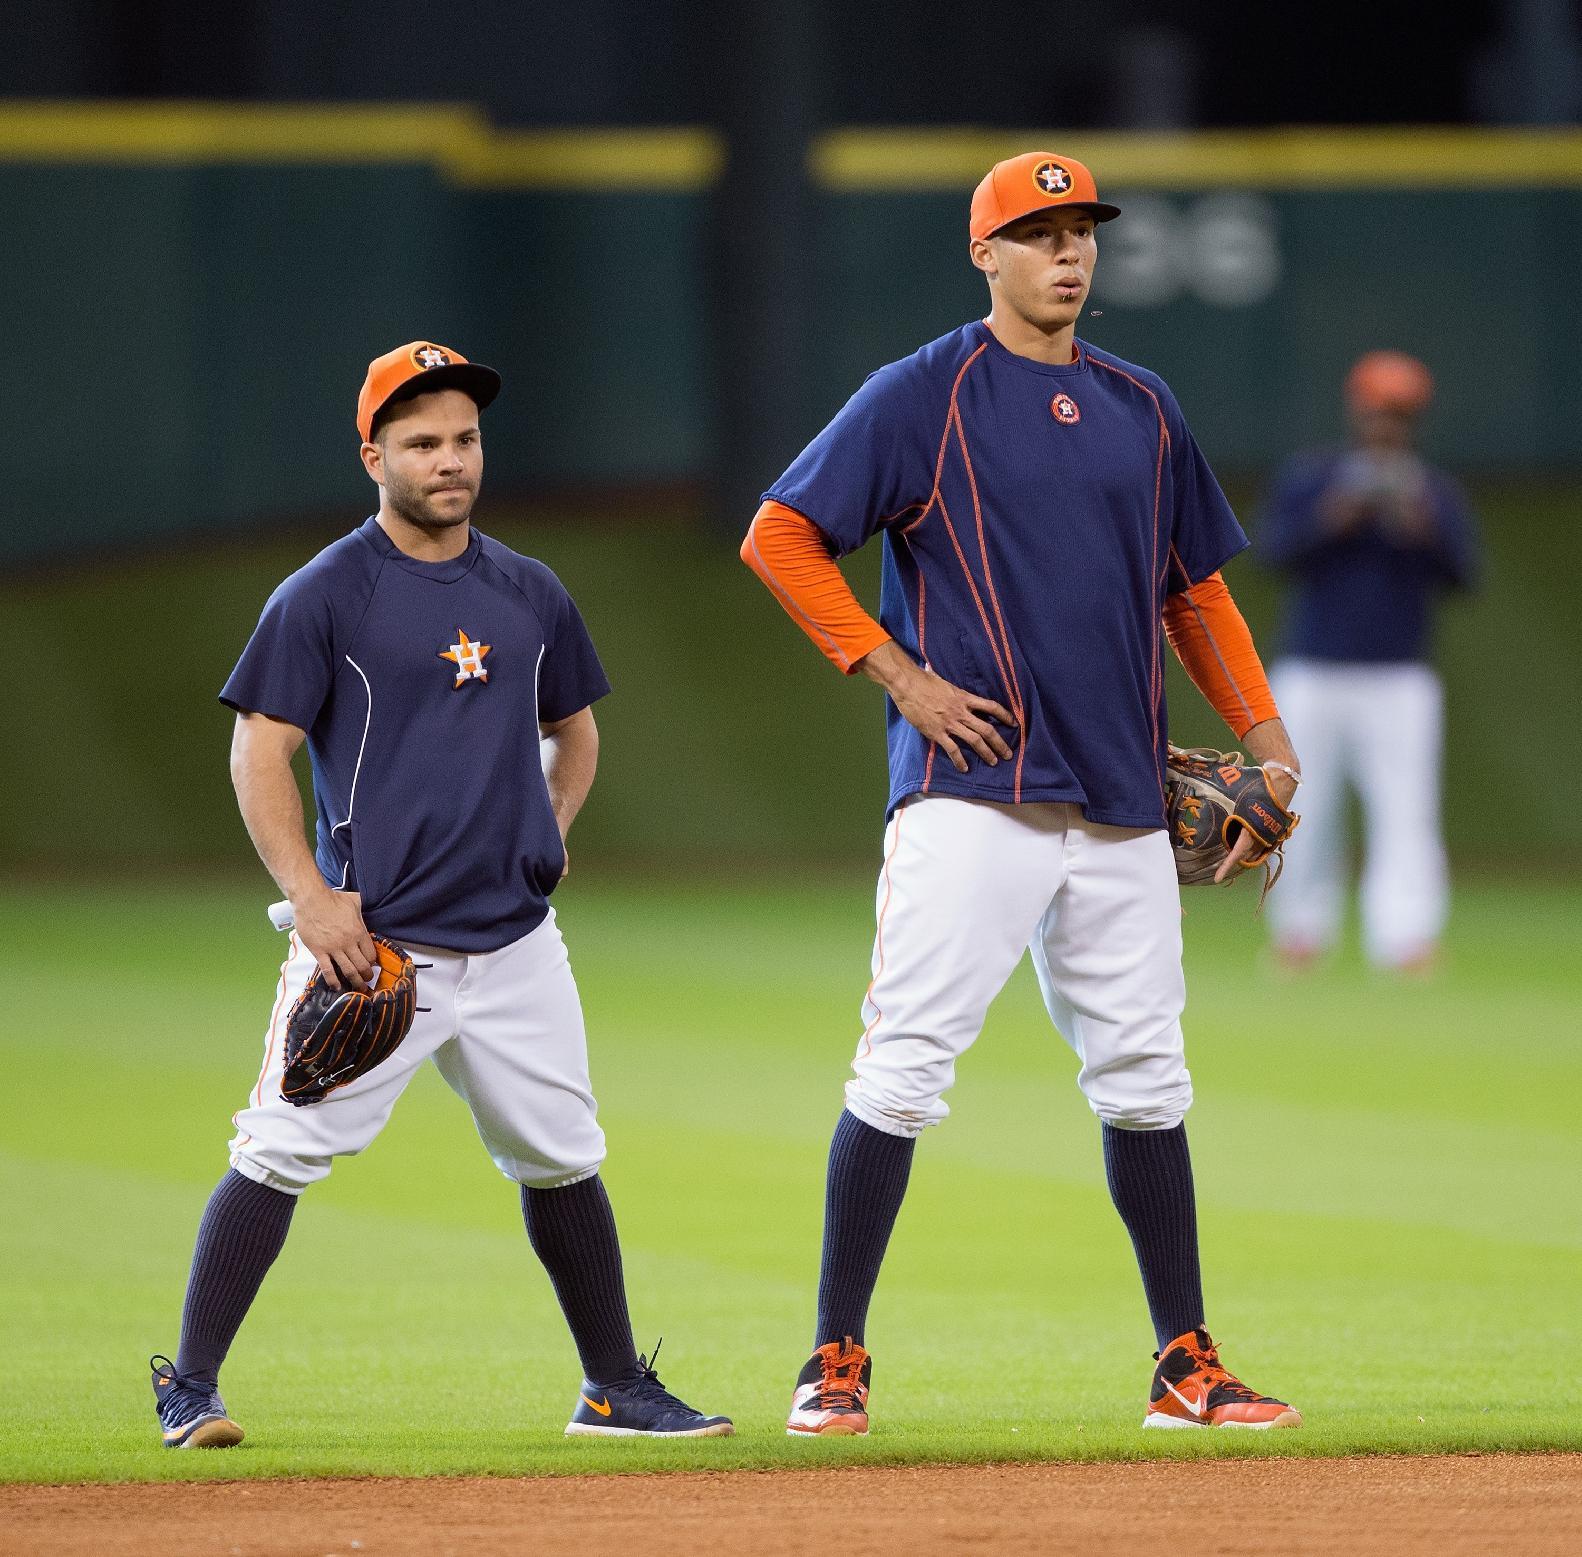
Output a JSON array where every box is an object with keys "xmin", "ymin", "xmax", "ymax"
[
  {"xmin": 969, "ymin": 151, "xmax": 1121, "ymax": 241},
  {"xmin": 357, "ymin": 341, "xmax": 502, "ymax": 442},
  {"xmin": 1346, "ymin": 350, "xmax": 1434, "ymax": 416}
]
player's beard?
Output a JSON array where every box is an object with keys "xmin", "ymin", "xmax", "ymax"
[{"xmin": 384, "ymin": 466, "xmax": 477, "ymax": 531}]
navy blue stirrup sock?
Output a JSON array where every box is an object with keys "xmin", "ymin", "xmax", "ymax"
[
  {"xmin": 521, "ymin": 1175, "xmax": 640, "ymax": 1386},
  {"xmin": 174, "ymin": 1169, "xmax": 298, "ymax": 1389},
  {"xmin": 814, "ymin": 1110, "xmax": 917, "ymax": 1349},
  {"xmin": 1102, "ymin": 1122, "xmax": 1205, "ymax": 1351}
]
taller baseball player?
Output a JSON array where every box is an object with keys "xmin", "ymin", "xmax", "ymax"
[
  {"xmin": 149, "ymin": 341, "xmax": 731, "ymax": 1447},
  {"xmin": 742, "ymin": 154, "xmax": 1304, "ymax": 1434}
]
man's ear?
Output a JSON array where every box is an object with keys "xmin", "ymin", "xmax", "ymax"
[
  {"xmin": 969, "ymin": 236, "xmax": 998, "ymax": 279},
  {"xmin": 360, "ymin": 439, "xmax": 385, "ymax": 486}
]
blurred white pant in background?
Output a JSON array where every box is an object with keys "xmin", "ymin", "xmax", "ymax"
[{"xmin": 1268, "ymin": 658, "xmax": 1448, "ymax": 968}]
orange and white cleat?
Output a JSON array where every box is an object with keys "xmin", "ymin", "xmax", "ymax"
[
  {"xmin": 1143, "ymin": 1327, "xmax": 1302, "ymax": 1430},
  {"xmin": 786, "ymin": 1337, "xmax": 871, "ymax": 1436}
]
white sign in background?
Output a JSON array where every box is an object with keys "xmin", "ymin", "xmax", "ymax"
[{"xmin": 1092, "ymin": 194, "xmax": 1282, "ymax": 309}]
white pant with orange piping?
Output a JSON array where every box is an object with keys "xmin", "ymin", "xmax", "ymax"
[
  {"xmin": 228, "ymin": 907, "xmax": 605, "ymax": 1194},
  {"xmin": 844, "ymin": 796, "xmax": 1191, "ymax": 1138}
]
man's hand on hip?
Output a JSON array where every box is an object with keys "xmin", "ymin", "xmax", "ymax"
[{"xmin": 857, "ymin": 641, "xmax": 1016, "ymax": 774}]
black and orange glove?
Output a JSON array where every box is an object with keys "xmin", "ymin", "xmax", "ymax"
[
  {"xmin": 280, "ymin": 936, "xmax": 417, "ymax": 1106},
  {"xmin": 1164, "ymin": 745, "xmax": 1300, "ymax": 894}
]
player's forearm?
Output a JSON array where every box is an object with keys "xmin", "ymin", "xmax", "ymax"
[
  {"xmin": 742, "ymin": 502, "xmax": 893, "ymax": 673},
  {"xmin": 541, "ymin": 709, "xmax": 599, "ymax": 838},
  {"xmin": 230, "ymin": 744, "xmax": 329, "ymax": 905},
  {"xmin": 1160, "ymin": 574, "xmax": 1278, "ymax": 740},
  {"xmin": 854, "ymin": 638, "xmax": 919, "ymax": 695}
]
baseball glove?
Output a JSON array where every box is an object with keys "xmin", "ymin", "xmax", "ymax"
[
  {"xmin": 280, "ymin": 936, "xmax": 417, "ymax": 1107},
  {"xmin": 1164, "ymin": 746, "xmax": 1300, "ymax": 896}
]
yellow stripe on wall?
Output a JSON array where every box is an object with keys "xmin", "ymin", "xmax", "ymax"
[
  {"xmin": 2, "ymin": 103, "xmax": 1581, "ymax": 190},
  {"xmin": 0, "ymin": 101, "xmax": 724, "ymax": 190},
  {"xmin": 812, "ymin": 126, "xmax": 1582, "ymax": 188}
]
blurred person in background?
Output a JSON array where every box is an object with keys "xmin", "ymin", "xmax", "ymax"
[{"xmin": 1257, "ymin": 351, "xmax": 1480, "ymax": 973}]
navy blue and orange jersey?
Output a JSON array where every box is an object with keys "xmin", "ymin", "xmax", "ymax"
[
  {"xmin": 1256, "ymin": 449, "xmax": 1480, "ymax": 663},
  {"xmin": 220, "ymin": 518, "xmax": 609, "ymax": 952},
  {"xmin": 762, "ymin": 321, "xmax": 1248, "ymax": 827}
]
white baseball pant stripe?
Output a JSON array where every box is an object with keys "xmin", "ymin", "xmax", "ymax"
[
  {"xmin": 229, "ymin": 907, "xmax": 605, "ymax": 1193},
  {"xmin": 844, "ymin": 796, "xmax": 1192, "ymax": 1138},
  {"xmin": 1267, "ymin": 658, "xmax": 1448, "ymax": 966}
]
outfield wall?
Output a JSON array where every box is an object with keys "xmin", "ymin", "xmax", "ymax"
[{"xmin": 5, "ymin": 107, "xmax": 1582, "ymax": 563}]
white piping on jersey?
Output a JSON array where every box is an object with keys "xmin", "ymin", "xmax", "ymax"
[
  {"xmin": 330, "ymin": 654, "xmax": 372, "ymax": 888},
  {"xmin": 533, "ymin": 642, "xmax": 545, "ymax": 725}
]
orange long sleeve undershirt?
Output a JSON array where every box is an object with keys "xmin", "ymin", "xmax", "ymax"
[
  {"xmin": 742, "ymin": 500, "xmax": 1279, "ymax": 738},
  {"xmin": 1160, "ymin": 571, "xmax": 1280, "ymax": 739},
  {"xmin": 741, "ymin": 501, "xmax": 892, "ymax": 673}
]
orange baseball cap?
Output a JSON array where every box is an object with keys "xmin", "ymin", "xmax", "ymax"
[
  {"xmin": 1346, "ymin": 350, "xmax": 1434, "ymax": 415},
  {"xmin": 970, "ymin": 151, "xmax": 1121, "ymax": 241},
  {"xmin": 356, "ymin": 340, "xmax": 502, "ymax": 443}
]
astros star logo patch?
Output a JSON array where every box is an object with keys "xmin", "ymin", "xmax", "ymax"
[
  {"xmin": 1051, "ymin": 392, "xmax": 1081, "ymax": 425},
  {"xmin": 414, "ymin": 344, "xmax": 452, "ymax": 370},
  {"xmin": 440, "ymin": 629, "xmax": 491, "ymax": 687},
  {"xmin": 1033, "ymin": 160, "xmax": 1073, "ymax": 196}
]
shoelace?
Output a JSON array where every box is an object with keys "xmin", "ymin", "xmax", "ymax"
[
  {"xmin": 149, "ymin": 1355, "xmax": 220, "ymax": 1424},
  {"xmin": 620, "ymin": 1340, "xmax": 694, "ymax": 1411},
  {"xmin": 814, "ymin": 1346, "xmax": 866, "ymax": 1411},
  {"xmin": 1179, "ymin": 1335, "xmax": 1266, "ymax": 1404}
]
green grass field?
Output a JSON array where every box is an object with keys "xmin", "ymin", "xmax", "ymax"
[{"xmin": 2, "ymin": 872, "xmax": 1577, "ymax": 1483}]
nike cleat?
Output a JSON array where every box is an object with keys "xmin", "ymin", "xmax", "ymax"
[
  {"xmin": 150, "ymin": 1355, "xmax": 245, "ymax": 1449},
  {"xmin": 1143, "ymin": 1327, "xmax": 1302, "ymax": 1430},
  {"xmin": 786, "ymin": 1336, "xmax": 871, "ymax": 1436},
  {"xmin": 564, "ymin": 1342, "xmax": 733, "ymax": 1438}
]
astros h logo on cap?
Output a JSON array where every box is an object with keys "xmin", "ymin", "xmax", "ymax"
[
  {"xmin": 1034, "ymin": 161, "xmax": 1073, "ymax": 197},
  {"xmin": 970, "ymin": 151, "xmax": 1122, "ymax": 241},
  {"xmin": 357, "ymin": 340, "xmax": 503, "ymax": 443}
]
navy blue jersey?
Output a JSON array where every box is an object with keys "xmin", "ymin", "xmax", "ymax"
[
  {"xmin": 220, "ymin": 518, "xmax": 610, "ymax": 952},
  {"xmin": 1256, "ymin": 449, "xmax": 1480, "ymax": 664},
  {"xmin": 765, "ymin": 322, "xmax": 1248, "ymax": 828}
]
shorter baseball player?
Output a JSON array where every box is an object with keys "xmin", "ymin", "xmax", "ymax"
[
  {"xmin": 1258, "ymin": 351, "xmax": 1480, "ymax": 971},
  {"xmin": 149, "ymin": 341, "xmax": 731, "ymax": 1447}
]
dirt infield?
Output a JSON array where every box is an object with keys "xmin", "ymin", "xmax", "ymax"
[{"xmin": 3, "ymin": 1454, "xmax": 1576, "ymax": 1556}]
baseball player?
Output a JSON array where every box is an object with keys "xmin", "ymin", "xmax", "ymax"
[
  {"xmin": 1258, "ymin": 351, "xmax": 1480, "ymax": 973},
  {"xmin": 742, "ymin": 154, "xmax": 1305, "ymax": 1434},
  {"xmin": 149, "ymin": 341, "xmax": 731, "ymax": 1447}
]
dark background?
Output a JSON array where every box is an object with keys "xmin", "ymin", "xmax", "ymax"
[{"xmin": 9, "ymin": 1, "xmax": 1528, "ymax": 127}]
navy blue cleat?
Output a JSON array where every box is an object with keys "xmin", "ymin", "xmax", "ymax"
[
  {"xmin": 564, "ymin": 1342, "xmax": 733, "ymax": 1438},
  {"xmin": 150, "ymin": 1355, "xmax": 245, "ymax": 1449}
]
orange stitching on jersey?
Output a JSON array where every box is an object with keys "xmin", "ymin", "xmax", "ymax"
[
  {"xmin": 747, "ymin": 512, "xmax": 853, "ymax": 669},
  {"xmin": 916, "ymin": 348, "xmax": 1020, "ymax": 728},
  {"xmin": 859, "ymin": 803, "xmax": 908, "ymax": 1060},
  {"xmin": 913, "ymin": 555, "xmax": 938, "ymax": 790},
  {"xmin": 901, "ymin": 342, "xmax": 989, "ymax": 538},
  {"xmin": 878, "ymin": 499, "xmax": 927, "ymax": 529},
  {"xmin": 950, "ymin": 401, "xmax": 1029, "ymax": 800},
  {"xmin": 895, "ymin": 342, "xmax": 1020, "ymax": 772},
  {"xmin": 251, "ymin": 932, "xmax": 298, "ymax": 1108},
  {"xmin": 934, "ymin": 485, "xmax": 1017, "ymax": 713},
  {"xmin": 1091, "ymin": 356, "xmax": 1170, "ymax": 804}
]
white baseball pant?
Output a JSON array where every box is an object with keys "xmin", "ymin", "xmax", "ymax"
[
  {"xmin": 229, "ymin": 907, "xmax": 605, "ymax": 1193},
  {"xmin": 843, "ymin": 796, "xmax": 1192, "ymax": 1138},
  {"xmin": 1267, "ymin": 658, "xmax": 1448, "ymax": 967}
]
